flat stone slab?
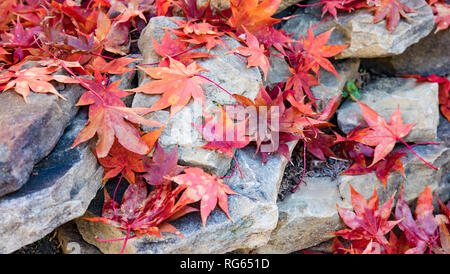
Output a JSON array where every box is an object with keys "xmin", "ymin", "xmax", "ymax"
[
  {"xmin": 0, "ymin": 111, "xmax": 103, "ymax": 253},
  {"xmin": 337, "ymin": 77, "xmax": 439, "ymax": 143}
]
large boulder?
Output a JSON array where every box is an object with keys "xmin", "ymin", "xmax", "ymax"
[
  {"xmin": 337, "ymin": 77, "xmax": 439, "ymax": 143},
  {"xmin": 283, "ymin": 0, "xmax": 435, "ymax": 59},
  {"xmin": 0, "ymin": 81, "xmax": 83, "ymax": 197},
  {"xmin": 0, "ymin": 111, "xmax": 103, "ymax": 253},
  {"xmin": 254, "ymin": 119, "xmax": 449, "ymax": 253},
  {"xmin": 75, "ymin": 142, "xmax": 297, "ymax": 254},
  {"xmin": 134, "ymin": 16, "xmax": 262, "ymax": 176},
  {"xmin": 362, "ymin": 29, "xmax": 450, "ymax": 76}
]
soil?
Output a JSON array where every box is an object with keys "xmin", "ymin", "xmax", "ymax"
[
  {"xmin": 278, "ymin": 142, "xmax": 351, "ymax": 201},
  {"xmin": 13, "ymin": 230, "xmax": 62, "ymax": 254}
]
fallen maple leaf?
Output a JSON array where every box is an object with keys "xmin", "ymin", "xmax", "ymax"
[
  {"xmin": 128, "ymin": 57, "xmax": 209, "ymax": 117},
  {"xmin": 85, "ymin": 178, "xmax": 197, "ymax": 253},
  {"xmin": 96, "ymin": 140, "xmax": 146, "ymax": 185},
  {"xmin": 302, "ymin": 26, "xmax": 348, "ymax": 80},
  {"xmin": 0, "ymin": 64, "xmax": 78, "ymax": 101},
  {"xmin": 371, "ymin": 0, "xmax": 417, "ymax": 32},
  {"xmin": 332, "ymin": 185, "xmax": 400, "ymax": 253},
  {"xmin": 72, "ymin": 72, "xmax": 161, "ymax": 158},
  {"xmin": 351, "ymin": 97, "xmax": 415, "ymax": 167},
  {"xmin": 143, "ymin": 144, "xmax": 184, "ymax": 186},
  {"xmin": 171, "ymin": 167, "xmax": 238, "ymax": 227},
  {"xmin": 226, "ymin": 29, "xmax": 270, "ymax": 80},
  {"xmin": 395, "ymin": 185, "xmax": 440, "ymax": 253},
  {"xmin": 227, "ymin": 0, "xmax": 291, "ymax": 48},
  {"xmin": 152, "ymin": 30, "xmax": 212, "ymax": 67}
]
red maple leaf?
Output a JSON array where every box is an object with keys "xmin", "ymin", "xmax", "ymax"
[
  {"xmin": 171, "ymin": 167, "xmax": 238, "ymax": 227},
  {"xmin": 371, "ymin": 0, "xmax": 417, "ymax": 32},
  {"xmin": 143, "ymin": 144, "xmax": 184, "ymax": 186},
  {"xmin": 351, "ymin": 97, "xmax": 414, "ymax": 167},
  {"xmin": 395, "ymin": 185, "xmax": 440, "ymax": 253},
  {"xmin": 332, "ymin": 185, "xmax": 401, "ymax": 253},
  {"xmin": 86, "ymin": 178, "xmax": 197, "ymax": 253},
  {"xmin": 226, "ymin": 28, "xmax": 270, "ymax": 80},
  {"xmin": 341, "ymin": 150, "xmax": 407, "ymax": 187}
]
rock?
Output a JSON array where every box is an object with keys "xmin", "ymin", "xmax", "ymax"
[
  {"xmin": 134, "ymin": 16, "xmax": 261, "ymax": 176},
  {"xmin": 0, "ymin": 111, "xmax": 103, "ymax": 253},
  {"xmin": 76, "ymin": 142, "xmax": 297, "ymax": 254},
  {"xmin": 264, "ymin": 48, "xmax": 291, "ymax": 88},
  {"xmin": 253, "ymin": 122, "xmax": 449, "ymax": 253},
  {"xmin": 197, "ymin": 0, "xmax": 304, "ymax": 12},
  {"xmin": 0, "ymin": 81, "xmax": 84, "ymax": 197},
  {"xmin": 254, "ymin": 176, "xmax": 342, "ymax": 254},
  {"xmin": 56, "ymin": 222, "xmax": 102, "ymax": 254},
  {"xmin": 312, "ymin": 58, "xmax": 360, "ymax": 111},
  {"xmin": 362, "ymin": 29, "xmax": 450, "ymax": 76},
  {"xmin": 337, "ymin": 77, "xmax": 439, "ymax": 142},
  {"xmin": 283, "ymin": 0, "xmax": 435, "ymax": 59}
]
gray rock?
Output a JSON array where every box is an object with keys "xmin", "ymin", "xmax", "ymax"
[
  {"xmin": 312, "ymin": 58, "xmax": 360, "ymax": 111},
  {"xmin": 264, "ymin": 48, "xmax": 291, "ymax": 88},
  {"xmin": 337, "ymin": 77, "xmax": 439, "ymax": 142},
  {"xmin": 75, "ymin": 142, "xmax": 297, "ymax": 254},
  {"xmin": 56, "ymin": 221, "xmax": 102, "ymax": 254},
  {"xmin": 134, "ymin": 16, "xmax": 262, "ymax": 176},
  {"xmin": 283, "ymin": 0, "xmax": 435, "ymax": 59},
  {"xmin": 362, "ymin": 28, "xmax": 450, "ymax": 76},
  {"xmin": 254, "ymin": 176, "xmax": 342, "ymax": 254},
  {"xmin": 254, "ymin": 122, "xmax": 449, "ymax": 254},
  {"xmin": 0, "ymin": 82, "xmax": 83, "ymax": 197},
  {"xmin": 0, "ymin": 111, "xmax": 103, "ymax": 253}
]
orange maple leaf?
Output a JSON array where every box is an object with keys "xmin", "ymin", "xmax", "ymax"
[
  {"xmin": 0, "ymin": 64, "xmax": 78, "ymax": 101},
  {"xmin": 128, "ymin": 57, "xmax": 209, "ymax": 117},
  {"xmin": 72, "ymin": 72, "xmax": 161, "ymax": 158}
]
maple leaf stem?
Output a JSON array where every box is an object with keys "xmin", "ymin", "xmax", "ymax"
[
  {"xmin": 397, "ymin": 142, "xmax": 440, "ymax": 153},
  {"xmin": 120, "ymin": 226, "xmax": 132, "ymax": 254},
  {"xmin": 112, "ymin": 171, "xmax": 125, "ymax": 216},
  {"xmin": 0, "ymin": 67, "xmax": 15, "ymax": 73},
  {"xmin": 220, "ymin": 162, "xmax": 237, "ymax": 179},
  {"xmin": 193, "ymin": 74, "xmax": 233, "ymax": 96},
  {"xmin": 312, "ymin": 14, "xmax": 332, "ymax": 30},
  {"xmin": 218, "ymin": 36, "xmax": 247, "ymax": 63},
  {"xmin": 397, "ymin": 138, "xmax": 438, "ymax": 170},
  {"xmin": 292, "ymin": 141, "xmax": 307, "ymax": 193},
  {"xmin": 232, "ymin": 150, "xmax": 244, "ymax": 178}
]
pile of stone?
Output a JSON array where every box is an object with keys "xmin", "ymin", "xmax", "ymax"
[{"xmin": 0, "ymin": 0, "xmax": 448, "ymax": 254}]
